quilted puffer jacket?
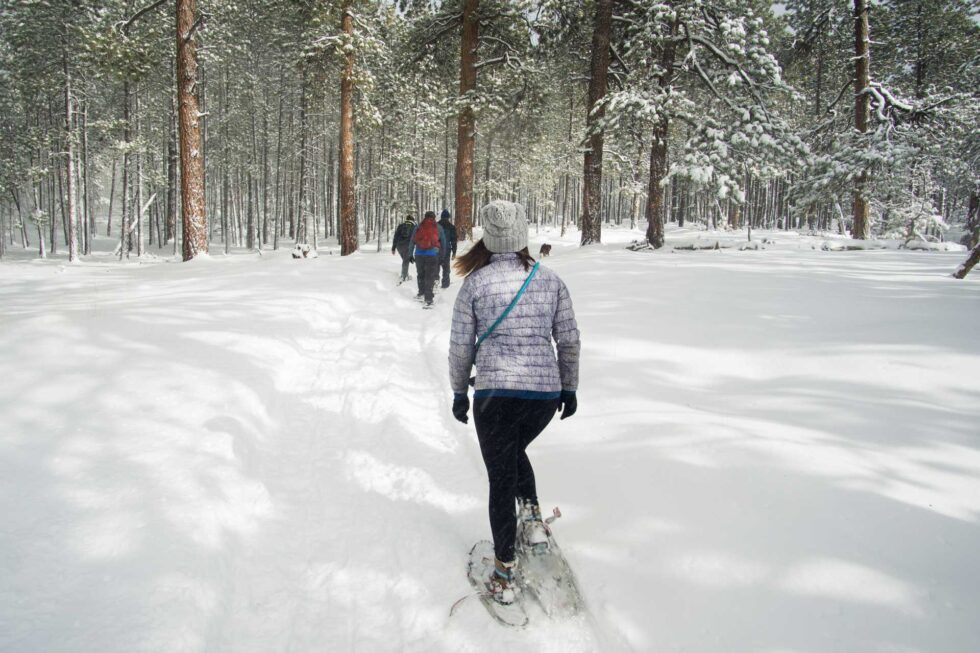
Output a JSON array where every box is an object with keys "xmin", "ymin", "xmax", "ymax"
[{"xmin": 449, "ymin": 253, "xmax": 580, "ymax": 396}]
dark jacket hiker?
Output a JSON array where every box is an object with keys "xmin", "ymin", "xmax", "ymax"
[
  {"xmin": 438, "ymin": 209, "xmax": 458, "ymax": 288},
  {"xmin": 438, "ymin": 209, "xmax": 458, "ymax": 259},
  {"xmin": 392, "ymin": 217, "xmax": 415, "ymax": 254},
  {"xmin": 391, "ymin": 216, "xmax": 416, "ymax": 281}
]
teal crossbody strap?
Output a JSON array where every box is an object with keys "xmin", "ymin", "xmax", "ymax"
[{"xmin": 476, "ymin": 262, "xmax": 540, "ymax": 348}]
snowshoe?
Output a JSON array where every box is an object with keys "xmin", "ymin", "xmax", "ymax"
[
  {"xmin": 518, "ymin": 500, "xmax": 551, "ymax": 555},
  {"xmin": 455, "ymin": 540, "xmax": 528, "ymax": 627},
  {"xmin": 515, "ymin": 507, "xmax": 586, "ymax": 617}
]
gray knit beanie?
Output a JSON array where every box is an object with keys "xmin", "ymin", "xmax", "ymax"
[{"xmin": 480, "ymin": 200, "xmax": 528, "ymax": 253}]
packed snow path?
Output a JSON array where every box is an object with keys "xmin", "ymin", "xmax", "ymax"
[{"xmin": 2, "ymin": 227, "xmax": 979, "ymax": 652}]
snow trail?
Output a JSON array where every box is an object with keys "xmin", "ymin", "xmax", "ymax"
[{"xmin": 0, "ymin": 252, "xmax": 613, "ymax": 652}]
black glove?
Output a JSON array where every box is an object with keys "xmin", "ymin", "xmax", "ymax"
[
  {"xmin": 452, "ymin": 394, "xmax": 470, "ymax": 424},
  {"xmin": 558, "ymin": 390, "xmax": 577, "ymax": 420},
  {"xmin": 410, "ymin": 256, "xmax": 415, "ymax": 263}
]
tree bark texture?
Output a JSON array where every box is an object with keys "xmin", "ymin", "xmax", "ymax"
[
  {"xmin": 954, "ymin": 240, "xmax": 980, "ymax": 279},
  {"xmin": 339, "ymin": 5, "xmax": 358, "ymax": 256},
  {"xmin": 581, "ymin": 0, "xmax": 613, "ymax": 246},
  {"xmin": 644, "ymin": 15, "xmax": 678, "ymax": 249},
  {"xmin": 177, "ymin": 0, "xmax": 208, "ymax": 260},
  {"xmin": 81, "ymin": 100, "xmax": 92, "ymax": 254},
  {"xmin": 852, "ymin": 0, "xmax": 871, "ymax": 240},
  {"xmin": 965, "ymin": 190, "xmax": 979, "ymax": 249},
  {"xmin": 298, "ymin": 65, "xmax": 310, "ymax": 244},
  {"xmin": 454, "ymin": 0, "xmax": 479, "ymax": 242},
  {"xmin": 63, "ymin": 53, "xmax": 78, "ymax": 262},
  {"xmin": 120, "ymin": 83, "xmax": 130, "ymax": 259},
  {"xmin": 167, "ymin": 93, "xmax": 177, "ymax": 245}
]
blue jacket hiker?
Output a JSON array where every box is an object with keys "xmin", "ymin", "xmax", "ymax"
[
  {"xmin": 448, "ymin": 200, "xmax": 580, "ymax": 606},
  {"xmin": 410, "ymin": 211, "xmax": 447, "ymax": 306}
]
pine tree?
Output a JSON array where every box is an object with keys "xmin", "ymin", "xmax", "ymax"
[
  {"xmin": 454, "ymin": 0, "xmax": 480, "ymax": 242},
  {"xmin": 177, "ymin": 0, "xmax": 208, "ymax": 260},
  {"xmin": 339, "ymin": 1, "xmax": 358, "ymax": 256},
  {"xmin": 580, "ymin": 0, "xmax": 613, "ymax": 246}
]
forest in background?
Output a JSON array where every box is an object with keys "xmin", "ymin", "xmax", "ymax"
[{"xmin": 0, "ymin": 0, "xmax": 977, "ymax": 270}]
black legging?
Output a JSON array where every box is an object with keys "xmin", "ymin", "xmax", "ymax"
[{"xmin": 474, "ymin": 396, "xmax": 560, "ymax": 563}]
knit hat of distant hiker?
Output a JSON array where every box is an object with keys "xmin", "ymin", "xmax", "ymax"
[
  {"xmin": 440, "ymin": 208, "xmax": 451, "ymax": 221},
  {"xmin": 480, "ymin": 201, "xmax": 528, "ymax": 253}
]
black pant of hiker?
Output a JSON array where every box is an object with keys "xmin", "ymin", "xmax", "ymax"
[
  {"xmin": 397, "ymin": 245, "xmax": 412, "ymax": 281},
  {"xmin": 439, "ymin": 253, "xmax": 452, "ymax": 288},
  {"xmin": 415, "ymin": 255, "xmax": 440, "ymax": 303},
  {"xmin": 474, "ymin": 396, "xmax": 560, "ymax": 563}
]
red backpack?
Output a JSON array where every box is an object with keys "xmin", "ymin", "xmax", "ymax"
[{"xmin": 413, "ymin": 218, "xmax": 440, "ymax": 250}]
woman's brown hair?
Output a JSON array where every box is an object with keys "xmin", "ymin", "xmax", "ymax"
[{"xmin": 453, "ymin": 239, "xmax": 535, "ymax": 277}]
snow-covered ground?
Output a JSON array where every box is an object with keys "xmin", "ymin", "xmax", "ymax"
[{"xmin": 2, "ymin": 225, "xmax": 979, "ymax": 652}]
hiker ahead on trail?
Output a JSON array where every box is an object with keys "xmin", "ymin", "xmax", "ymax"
[
  {"xmin": 447, "ymin": 200, "xmax": 580, "ymax": 606},
  {"xmin": 391, "ymin": 215, "xmax": 416, "ymax": 282},
  {"xmin": 410, "ymin": 210, "xmax": 447, "ymax": 307},
  {"xmin": 437, "ymin": 208, "xmax": 458, "ymax": 289}
]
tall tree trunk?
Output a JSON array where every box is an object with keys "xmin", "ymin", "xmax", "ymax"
[
  {"xmin": 483, "ymin": 133, "xmax": 493, "ymax": 207},
  {"xmin": 273, "ymin": 66, "xmax": 285, "ymax": 250},
  {"xmin": 913, "ymin": 0, "xmax": 925, "ymax": 100},
  {"xmin": 11, "ymin": 189, "xmax": 28, "ymax": 248},
  {"xmin": 338, "ymin": 4, "xmax": 358, "ymax": 256},
  {"xmin": 338, "ymin": 5, "xmax": 357, "ymax": 256},
  {"xmin": 454, "ymin": 0, "xmax": 479, "ymax": 241},
  {"xmin": 247, "ymin": 171, "xmax": 255, "ymax": 250},
  {"xmin": 581, "ymin": 0, "xmax": 613, "ymax": 246},
  {"xmin": 814, "ymin": 20, "xmax": 825, "ymax": 118},
  {"xmin": 851, "ymin": 0, "xmax": 871, "ymax": 240},
  {"xmin": 167, "ymin": 74, "xmax": 178, "ymax": 245},
  {"xmin": 645, "ymin": 14, "xmax": 678, "ymax": 248},
  {"xmin": 220, "ymin": 67, "xmax": 230, "ymax": 253},
  {"xmin": 177, "ymin": 0, "xmax": 208, "ymax": 260},
  {"xmin": 201, "ymin": 55, "xmax": 211, "ymax": 244},
  {"xmin": 247, "ymin": 82, "xmax": 258, "ymax": 251},
  {"xmin": 120, "ymin": 82, "xmax": 130, "ymax": 259},
  {"xmin": 560, "ymin": 90, "xmax": 574, "ymax": 237},
  {"xmin": 443, "ymin": 115, "xmax": 451, "ymax": 208},
  {"xmin": 134, "ymin": 83, "xmax": 144, "ymax": 257},
  {"xmin": 261, "ymin": 96, "xmax": 270, "ymax": 247},
  {"xmin": 964, "ymin": 190, "xmax": 980, "ymax": 249},
  {"xmin": 81, "ymin": 98, "xmax": 91, "ymax": 254},
  {"xmin": 298, "ymin": 65, "xmax": 310, "ymax": 245},
  {"xmin": 326, "ymin": 140, "xmax": 335, "ymax": 238},
  {"xmin": 63, "ymin": 53, "xmax": 78, "ymax": 262},
  {"xmin": 106, "ymin": 158, "xmax": 116, "ymax": 236}
]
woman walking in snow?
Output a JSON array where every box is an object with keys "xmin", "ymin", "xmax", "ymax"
[{"xmin": 448, "ymin": 200, "xmax": 580, "ymax": 605}]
